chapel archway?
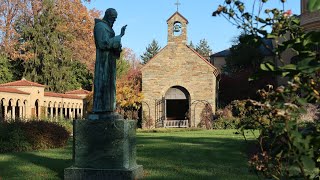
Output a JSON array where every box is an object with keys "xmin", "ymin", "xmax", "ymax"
[{"xmin": 165, "ymin": 86, "xmax": 190, "ymax": 127}]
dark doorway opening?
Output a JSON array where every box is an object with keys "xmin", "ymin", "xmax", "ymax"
[
  {"xmin": 166, "ymin": 99, "xmax": 189, "ymax": 120},
  {"xmin": 165, "ymin": 86, "xmax": 190, "ymax": 124}
]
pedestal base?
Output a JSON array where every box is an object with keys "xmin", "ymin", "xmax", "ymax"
[
  {"xmin": 64, "ymin": 165, "xmax": 143, "ymax": 180},
  {"xmin": 64, "ymin": 114, "xmax": 143, "ymax": 180}
]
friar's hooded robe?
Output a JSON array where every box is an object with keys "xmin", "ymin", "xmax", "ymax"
[{"xmin": 93, "ymin": 18, "xmax": 122, "ymax": 113}]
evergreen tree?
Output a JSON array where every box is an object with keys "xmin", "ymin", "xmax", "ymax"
[
  {"xmin": 195, "ymin": 39, "xmax": 213, "ymax": 59},
  {"xmin": 140, "ymin": 39, "xmax": 161, "ymax": 64},
  {"xmin": 188, "ymin": 41, "xmax": 195, "ymax": 49},
  {"xmin": 70, "ymin": 60, "xmax": 93, "ymax": 91},
  {"xmin": 224, "ymin": 34, "xmax": 264, "ymax": 74},
  {"xmin": 0, "ymin": 55, "xmax": 13, "ymax": 84},
  {"xmin": 116, "ymin": 51, "xmax": 131, "ymax": 78},
  {"xmin": 16, "ymin": 0, "xmax": 90, "ymax": 92}
]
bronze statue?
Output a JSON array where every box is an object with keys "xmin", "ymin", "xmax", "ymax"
[{"xmin": 92, "ymin": 8, "xmax": 127, "ymax": 113}]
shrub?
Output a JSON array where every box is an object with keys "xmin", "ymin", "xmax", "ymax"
[
  {"xmin": 142, "ymin": 111, "xmax": 154, "ymax": 129},
  {"xmin": 0, "ymin": 121, "xmax": 69, "ymax": 153},
  {"xmin": 237, "ymin": 86, "xmax": 320, "ymax": 179},
  {"xmin": 212, "ymin": 117, "xmax": 240, "ymax": 129},
  {"xmin": 198, "ymin": 104, "xmax": 213, "ymax": 129},
  {"xmin": 299, "ymin": 104, "xmax": 320, "ymax": 123},
  {"xmin": 0, "ymin": 122, "xmax": 31, "ymax": 152},
  {"xmin": 55, "ymin": 119, "xmax": 73, "ymax": 134}
]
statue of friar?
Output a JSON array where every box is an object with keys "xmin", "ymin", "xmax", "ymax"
[{"xmin": 92, "ymin": 8, "xmax": 127, "ymax": 113}]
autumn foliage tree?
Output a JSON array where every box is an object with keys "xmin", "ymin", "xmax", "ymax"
[
  {"xmin": 0, "ymin": 0, "xmax": 27, "ymax": 58},
  {"xmin": 116, "ymin": 68, "xmax": 143, "ymax": 119},
  {"xmin": 213, "ymin": 0, "xmax": 320, "ymax": 179},
  {"xmin": 0, "ymin": 0, "xmax": 99, "ymax": 92},
  {"xmin": 117, "ymin": 48, "xmax": 143, "ymax": 119}
]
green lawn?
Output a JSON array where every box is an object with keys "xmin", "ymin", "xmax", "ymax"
[{"xmin": 0, "ymin": 129, "xmax": 258, "ymax": 180}]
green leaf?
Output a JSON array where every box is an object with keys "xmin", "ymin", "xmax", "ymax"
[
  {"xmin": 266, "ymin": 34, "xmax": 277, "ymax": 39},
  {"xmin": 308, "ymin": 0, "xmax": 320, "ymax": 12},
  {"xmin": 301, "ymin": 156, "xmax": 319, "ymax": 178},
  {"xmin": 291, "ymin": 17, "xmax": 300, "ymax": 25},
  {"xmin": 296, "ymin": 98, "xmax": 307, "ymax": 105},
  {"xmin": 260, "ymin": 62, "xmax": 275, "ymax": 71},
  {"xmin": 282, "ymin": 72, "xmax": 290, "ymax": 77},
  {"xmin": 281, "ymin": 64, "xmax": 296, "ymax": 70}
]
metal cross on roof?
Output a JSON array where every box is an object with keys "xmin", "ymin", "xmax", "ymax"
[{"xmin": 175, "ymin": 0, "xmax": 181, "ymax": 12}]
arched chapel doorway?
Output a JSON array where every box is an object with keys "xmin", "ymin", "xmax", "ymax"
[{"xmin": 165, "ymin": 86, "xmax": 190, "ymax": 127}]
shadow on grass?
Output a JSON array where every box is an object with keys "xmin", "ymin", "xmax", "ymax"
[
  {"xmin": 137, "ymin": 134, "xmax": 258, "ymax": 180},
  {"xmin": 0, "ymin": 141, "xmax": 73, "ymax": 179},
  {"xmin": 0, "ymin": 132, "xmax": 257, "ymax": 180}
]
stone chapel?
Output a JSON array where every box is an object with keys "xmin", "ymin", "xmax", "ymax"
[{"xmin": 141, "ymin": 11, "xmax": 219, "ymax": 128}]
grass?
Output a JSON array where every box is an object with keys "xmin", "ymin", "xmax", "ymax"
[{"xmin": 0, "ymin": 129, "xmax": 258, "ymax": 180}]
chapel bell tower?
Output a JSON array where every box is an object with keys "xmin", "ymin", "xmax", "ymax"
[{"xmin": 167, "ymin": 11, "xmax": 189, "ymax": 45}]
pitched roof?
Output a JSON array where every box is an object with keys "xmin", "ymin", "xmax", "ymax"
[
  {"xmin": 167, "ymin": 12, "xmax": 189, "ymax": 24},
  {"xmin": 211, "ymin": 39, "xmax": 274, "ymax": 58},
  {"xmin": 211, "ymin": 49, "xmax": 231, "ymax": 57},
  {"xmin": 186, "ymin": 45, "xmax": 220, "ymax": 76},
  {"xmin": 0, "ymin": 87, "xmax": 30, "ymax": 95},
  {"xmin": 0, "ymin": 78, "xmax": 45, "ymax": 87},
  {"xmin": 141, "ymin": 45, "xmax": 220, "ymax": 76},
  {"xmin": 140, "ymin": 45, "xmax": 167, "ymax": 71},
  {"xmin": 65, "ymin": 89, "xmax": 91, "ymax": 95},
  {"xmin": 44, "ymin": 92, "xmax": 83, "ymax": 99}
]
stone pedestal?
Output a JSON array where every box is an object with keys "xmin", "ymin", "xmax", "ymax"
[{"xmin": 64, "ymin": 113, "xmax": 143, "ymax": 180}]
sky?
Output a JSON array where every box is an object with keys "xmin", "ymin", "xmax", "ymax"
[{"xmin": 85, "ymin": 0, "xmax": 301, "ymax": 57}]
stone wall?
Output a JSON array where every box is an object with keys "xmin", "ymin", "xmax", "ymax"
[{"xmin": 142, "ymin": 43, "xmax": 217, "ymax": 128}]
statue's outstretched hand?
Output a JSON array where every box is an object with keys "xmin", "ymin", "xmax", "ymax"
[{"xmin": 120, "ymin": 25, "xmax": 127, "ymax": 37}]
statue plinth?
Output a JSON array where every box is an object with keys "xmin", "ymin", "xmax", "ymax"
[{"xmin": 64, "ymin": 113, "xmax": 143, "ymax": 180}]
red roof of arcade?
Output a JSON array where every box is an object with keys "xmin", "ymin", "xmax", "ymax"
[
  {"xmin": 0, "ymin": 78, "xmax": 45, "ymax": 87},
  {"xmin": 0, "ymin": 87, "xmax": 30, "ymax": 95},
  {"xmin": 44, "ymin": 92, "xmax": 83, "ymax": 99},
  {"xmin": 65, "ymin": 89, "xmax": 91, "ymax": 95}
]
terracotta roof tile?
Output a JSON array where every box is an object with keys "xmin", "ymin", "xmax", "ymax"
[
  {"xmin": 44, "ymin": 92, "xmax": 83, "ymax": 99},
  {"xmin": 65, "ymin": 89, "xmax": 91, "ymax": 95},
  {"xmin": 0, "ymin": 87, "xmax": 30, "ymax": 95},
  {"xmin": 0, "ymin": 79, "xmax": 45, "ymax": 87}
]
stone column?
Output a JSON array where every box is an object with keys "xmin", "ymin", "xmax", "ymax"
[
  {"xmin": 50, "ymin": 106, "xmax": 53, "ymax": 120},
  {"xmin": 12, "ymin": 105, "xmax": 16, "ymax": 120},
  {"xmin": 72, "ymin": 108, "xmax": 75, "ymax": 120},
  {"xmin": 55, "ymin": 106, "xmax": 58, "ymax": 121},
  {"xmin": 77, "ymin": 108, "xmax": 81, "ymax": 119},
  {"xmin": 23, "ymin": 104, "xmax": 26, "ymax": 119},
  {"xmin": 60, "ymin": 107, "xmax": 63, "ymax": 119},
  {"xmin": 3, "ymin": 105, "xmax": 7, "ymax": 121},
  {"xmin": 80, "ymin": 108, "xmax": 83, "ymax": 119},
  {"xmin": 19, "ymin": 106, "xmax": 22, "ymax": 120},
  {"xmin": 43, "ymin": 106, "xmax": 47, "ymax": 119},
  {"xmin": 69, "ymin": 108, "xmax": 72, "ymax": 120}
]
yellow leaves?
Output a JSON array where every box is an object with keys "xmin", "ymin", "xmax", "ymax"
[
  {"xmin": 116, "ymin": 76, "xmax": 143, "ymax": 109},
  {"xmin": 0, "ymin": 0, "xmax": 99, "ymax": 71}
]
